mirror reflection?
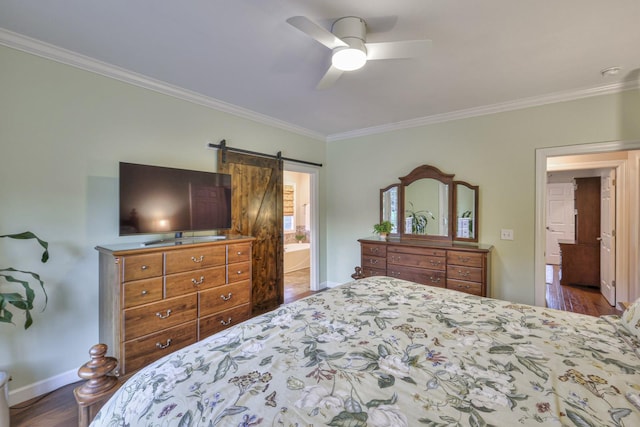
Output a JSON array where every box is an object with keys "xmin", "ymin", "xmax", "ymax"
[
  {"xmin": 404, "ymin": 179, "xmax": 448, "ymax": 236},
  {"xmin": 380, "ymin": 185, "xmax": 398, "ymax": 234},
  {"xmin": 454, "ymin": 182, "xmax": 478, "ymax": 241}
]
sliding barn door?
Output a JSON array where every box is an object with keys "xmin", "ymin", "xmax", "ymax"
[{"xmin": 217, "ymin": 150, "xmax": 283, "ymax": 313}]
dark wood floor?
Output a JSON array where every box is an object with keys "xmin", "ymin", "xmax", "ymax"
[
  {"xmin": 544, "ymin": 264, "xmax": 621, "ymax": 316},
  {"xmin": 10, "ymin": 380, "xmax": 81, "ymax": 427},
  {"xmin": 11, "ymin": 265, "xmax": 620, "ymax": 426}
]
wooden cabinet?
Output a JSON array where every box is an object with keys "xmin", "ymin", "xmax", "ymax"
[
  {"xmin": 574, "ymin": 177, "xmax": 601, "ymax": 245},
  {"xmin": 559, "ymin": 177, "xmax": 601, "ymax": 288},
  {"xmin": 559, "ymin": 242, "xmax": 600, "ymax": 287},
  {"xmin": 97, "ymin": 236, "xmax": 254, "ymax": 375},
  {"xmin": 358, "ymin": 238, "xmax": 492, "ymax": 296}
]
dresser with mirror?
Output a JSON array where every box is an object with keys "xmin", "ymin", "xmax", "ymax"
[{"xmin": 358, "ymin": 164, "xmax": 492, "ymax": 296}]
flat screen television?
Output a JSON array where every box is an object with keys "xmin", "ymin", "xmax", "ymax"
[{"xmin": 119, "ymin": 162, "xmax": 232, "ymax": 237}]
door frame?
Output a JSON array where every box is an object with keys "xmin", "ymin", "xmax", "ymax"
[
  {"xmin": 284, "ymin": 161, "xmax": 321, "ymax": 292},
  {"xmin": 535, "ymin": 140, "xmax": 640, "ymax": 307}
]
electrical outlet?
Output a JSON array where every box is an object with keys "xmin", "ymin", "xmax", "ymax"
[{"xmin": 501, "ymin": 229, "xmax": 514, "ymax": 240}]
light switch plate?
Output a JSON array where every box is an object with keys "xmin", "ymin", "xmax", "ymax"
[{"xmin": 501, "ymin": 229, "xmax": 514, "ymax": 240}]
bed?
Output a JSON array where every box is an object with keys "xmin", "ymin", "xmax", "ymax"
[{"xmin": 82, "ymin": 276, "xmax": 640, "ymax": 426}]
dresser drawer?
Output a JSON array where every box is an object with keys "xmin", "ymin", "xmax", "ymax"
[
  {"xmin": 447, "ymin": 250, "xmax": 484, "ymax": 268},
  {"xmin": 388, "ymin": 252, "xmax": 445, "ymax": 271},
  {"xmin": 122, "ymin": 253, "xmax": 163, "ymax": 282},
  {"xmin": 447, "ymin": 265, "xmax": 483, "ymax": 283},
  {"xmin": 362, "ymin": 266, "xmax": 386, "ymax": 278},
  {"xmin": 447, "ymin": 279, "xmax": 483, "ymax": 296},
  {"xmin": 227, "ymin": 243, "xmax": 252, "ymax": 264},
  {"xmin": 199, "ymin": 303, "xmax": 251, "ymax": 339},
  {"xmin": 123, "ymin": 321, "xmax": 197, "ymax": 373},
  {"xmin": 227, "ymin": 261, "xmax": 251, "ymax": 283},
  {"xmin": 165, "ymin": 246, "xmax": 226, "ymax": 274},
  {"xmin": 361, "ymin": 243, "xmax": 387, "ymax": 258},
  {"xmin": 362, "ymin": 255, "xmax": 386, "ymax": 270},
  {"xmin": 388, "ymin": 265, "xmax": 445, "ymax": 288},
  {"xmin": 124, "ymin": 277, "xmax": 163, "ymax": 309},
  {"xmin": 199, "ymin": 280, "xmax": 251, "ymax": 317},
  {"xmin": 165, "ymin": 266, "xmax": 226, "ymax": 298},
  {"xmin": 124, "ymin": 294, "xmax": 198, "ymax": 340},
  {"xmin": 388, "ymin": 246, "xmax": 446, "ymax": 258}
]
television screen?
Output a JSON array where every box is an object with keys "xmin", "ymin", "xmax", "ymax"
[{"xmin": 119, "ymin": 162, "xmax": 232, "ymax": 236}]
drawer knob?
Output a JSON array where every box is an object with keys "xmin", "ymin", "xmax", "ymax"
[
  {"xmin": 429, "ymin": 276, "xmax": 441, "ymax": 283},
  {"xmin": 237, "ymin": 270, "xmax": 243, "ymax": 275},
  {"xmin": 141, "ymin": 290, "xmax": 148, "ymax": 295},
  {"xmin": 429, "ymin": 260, "xmax": 442, "ymax": 267},
  {"xmin": 220, "ymin": 293, "xmax": 233, "ymax": 301},
  {"xmin": 369, "ymin": 259, "xmax": 378, "ymax": 265},
  {"xmin": 156, "ymin": 339, "xmax": 172, "ymax": 349},
  {"xmin": 141, "ymin": 265, "xmax": 148, "ymax": 270},
  {"xmin": 237, "ymin": 251, "xmax": 242, "ymax": 255},
  {"xmin": 457, "ymin": 269, "xmax": 471, "ymax": 278},
  {"xmin": 191, "ymin": 256, "xmax": 204, "ymax": 263},
  {"xmin": 220, "ymin": 317, "xmax": 232, "ymax": 326},
  {"xmin": 156, "ymin": 309, "xmax": 172, "ymax": 319},
  {"xmin": 371, "ymin": 247, "xmax": 379, "ymax": 254},
  {"xmin": 191, "ymin": 276, "xmax": 205, "ymax": 286},
  {"xmin": 458, "ymin": 256, "xmax": 471, "ymax": 263}
]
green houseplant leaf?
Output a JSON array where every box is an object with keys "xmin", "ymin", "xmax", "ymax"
[
  {"xmin": 0, "ymin": 232, "xmax": 49, "ymax": 329},
  {"xmin": 372, "ymin": 221, "xmax": 393, "ymax": 234}
]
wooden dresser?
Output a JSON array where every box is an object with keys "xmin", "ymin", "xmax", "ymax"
[
  {"xmin": 96, "ymin": 236, "xmax": 254, "ymax": 375},
  {"xmin": 358, "ymin": 237, "xmax": 492, "ymax": 297}
]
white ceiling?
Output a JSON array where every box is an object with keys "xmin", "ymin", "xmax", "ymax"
[{"xmin": 1, "ymin": 0, "xmax": 639, "ymax": 140}]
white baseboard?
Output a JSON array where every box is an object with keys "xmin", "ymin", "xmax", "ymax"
[
  {"xmin": 8, "ymin": 369, "xmax": 78, "ymax": 406},
  {"xmin": 324, "ymin": 281, "xmax": 343, "ymax": 288}
]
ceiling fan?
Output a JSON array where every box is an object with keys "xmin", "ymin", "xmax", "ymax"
[{"xmin": 286, "ymin": 15, "xmax": 431, "ymax": 89}]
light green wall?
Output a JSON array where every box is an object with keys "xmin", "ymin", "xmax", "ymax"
[
  {"xmin": 325, "ymin": 89, "xmax": 640, "ymax": 300},
  {"xmin": 0, "ymin": 45, "xmax": 325, "ymax": 393}
]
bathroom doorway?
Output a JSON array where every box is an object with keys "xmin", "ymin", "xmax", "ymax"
[{"xmin": 283, "ymin": 164, "xmax": 319, "ymax": 302}]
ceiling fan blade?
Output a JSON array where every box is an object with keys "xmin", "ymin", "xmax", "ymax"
[
  {"xmin": 316, "ymin": 65, "xmax": 344, "ymax": 90},
  {"xmin": 287, "ymin": 16, "xmax": 348, "ymax": 50},
  {"xmin": 365, "ymin": 39, "xmax": 432, "ymax": 60}
]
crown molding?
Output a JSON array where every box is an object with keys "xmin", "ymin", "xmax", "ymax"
[
  {"xmin": 2, "ymin": 27, "xmax": 637, "ymax": 144},
  {"xmin": 0, "ymin": 27, "xmax": 325, "ymax": 142},
  {"xmin": 327, "ymin": 80, "xmax": 640, "ymax": 142}
]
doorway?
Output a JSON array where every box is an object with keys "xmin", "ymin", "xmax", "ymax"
[
  {"xmin": 283, "ymin": 163, "xmax": 320, "ymax": 302},
  {"xmin": 546, "ymin": 170, "xmax": 612, "ymax": 305},
  {"xmin": 535, "ymin": 141, "xmax": 640, "ymax": 308}
]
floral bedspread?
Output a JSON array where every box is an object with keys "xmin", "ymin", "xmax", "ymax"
[{"xmin": 92, "ymin": 276, "xmax": 640, "ymax": 427}]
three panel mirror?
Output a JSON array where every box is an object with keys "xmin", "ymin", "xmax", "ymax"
[{"xmin": 380, "ymin": 164, "xmax": 479, "ymax": 243}]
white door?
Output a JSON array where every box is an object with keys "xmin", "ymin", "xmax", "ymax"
[
  {"xmin": 545, "ymin": 183, "xmax": 575, "ymax": 265},
  {"xmin": 600, "ymin": 169, "xmax": 616, "ymax": 305}
]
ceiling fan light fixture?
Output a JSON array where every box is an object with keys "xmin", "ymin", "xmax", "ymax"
[{"xmin": 332, "ymin": 47, "xmax": 367, "ymax": 71}]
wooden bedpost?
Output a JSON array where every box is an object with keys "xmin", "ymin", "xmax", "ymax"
[
  {"xmin": 351, "ymin": 266, "xmax": 364, "ymax": 279},
  {"xmin": 73, "ymin": 344, "xmax": 120, "ymax": 427}
]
